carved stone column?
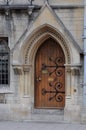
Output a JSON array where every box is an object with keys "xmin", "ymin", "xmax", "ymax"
[
  {"xmin": 19, "ymin": 65, "xmax": 32, "ymax": 105},
  {"xmin": 65, "ymin": 67, "xmax": 71, "ymax": 97},
  {"xmin": 23, "ymin": 65, "xmax": 31, "ymax": 96}
]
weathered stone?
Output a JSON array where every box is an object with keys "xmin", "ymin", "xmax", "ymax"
[{"xmin": 0, "ymin": 0, "xmax": 84, "ymax": 123}]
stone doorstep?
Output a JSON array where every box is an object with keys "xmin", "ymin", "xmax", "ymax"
[
  {"xmin": 31, "ymin": 113, "xmax": 64, "ymax": 123},
  {"xmin": 32, "ymin": 109, "xmax": 64, "ymax": 115},
  {"xmin": 31, "ymin": 109, "xmax": 64, "ymax": 122}
]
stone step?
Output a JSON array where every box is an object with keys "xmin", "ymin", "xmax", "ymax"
[
  {"xmin": 31, "ymin": 113, "xmax": 64, "ymax": 123},
  {"xmin": 32, "ymin": 109, "xmax": 64, "ymax": 115}
]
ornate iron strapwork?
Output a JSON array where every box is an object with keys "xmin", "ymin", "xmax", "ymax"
[
  {"xmin": 41, "ymin": 57, "xmax": 64, "ymax": 76},
  {"xmin": 41, "ymin": 57, "xmax": 65, "ymax": 102},
  {"xmin": 42, "ymin": 86, "xmax": 65, "ymax": 102}
]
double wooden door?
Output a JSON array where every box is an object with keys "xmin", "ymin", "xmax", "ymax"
[{"xmin": 35, "ymin": 38, "xmax": 65, "ymax": 109}]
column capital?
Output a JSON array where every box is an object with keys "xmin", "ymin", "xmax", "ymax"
[
  {"xmin": 65, "ymin": 67, "xmax": 71, "ymax": 73},
  {"xmin": 23, "ymin": 65, "xmax": 32, "ymax": 72},
  {"xmin": 65, "ymin": 64, "xmax": 81, "ymax": 74},
  {"xmin": 71, "ymin": 68, "xmax": 80, "ymax": 75},
  {"xmin": 12, "ymin": 64, "xmax": 32, "ymax": 74},
  {"xmin": 12, "ymin": 65, "xmax": 23, "ymax": 75}
]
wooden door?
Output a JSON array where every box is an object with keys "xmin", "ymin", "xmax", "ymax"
[{"xmin": 35, "ymin": 38, "xmax": 65, "ymax": 109}]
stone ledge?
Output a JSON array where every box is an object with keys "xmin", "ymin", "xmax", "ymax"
[
  {"xmin": 12, "ymin": 64, "xmax": 32, "ymax": 74},
  {"xmin": 0, "ymin": 87, "xmax": 13, "ymax": 94},
  {"xmin": 32, "ymin": 109, "xmax": 64, "ymax": 115}
]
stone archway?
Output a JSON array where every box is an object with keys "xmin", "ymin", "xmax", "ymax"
[
  {"xmin": 12, "ymin": 24, "xmax": 81, "ymax": 122},
  {"xmin": 23, "ymin": 25, "xmax": 73, "ymax": 111},
  {"xmin": 24, "ymin": 25, "xmax": 71, "ymax": 65}
]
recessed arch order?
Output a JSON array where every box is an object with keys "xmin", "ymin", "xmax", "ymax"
[{"xmin": 24, "ymin": 24, "xmax": 71, "ymax": 65}]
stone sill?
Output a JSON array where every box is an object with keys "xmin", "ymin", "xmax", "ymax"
[
  {"xmin": 0, "ymin": 87, "xmax": 13, "ymax": 94},
  {"xmin": 23, "ymin": 95, "xmax": 31, "ymax": 98}
]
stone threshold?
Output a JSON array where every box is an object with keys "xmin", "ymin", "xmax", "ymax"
[{"xmin": 32, "ymin": 108, "xmax": 64, "ymax": 115}]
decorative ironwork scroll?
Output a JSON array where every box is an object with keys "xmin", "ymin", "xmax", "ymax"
[
  {"xmin": 41, "ymin": 57, "xmax": 65, "ymax": 102},
  {"xmin": 42, "ymin": 85, "xmax": 64, "ymax": 102}
]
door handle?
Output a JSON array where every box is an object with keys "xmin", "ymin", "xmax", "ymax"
[{"xmin": 36, "ymin": 76, "xmax": 42, "ymax": 82}]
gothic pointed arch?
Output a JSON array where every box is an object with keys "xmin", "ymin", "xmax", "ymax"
[
  {"xmin": 12, "ymin": 2, "xmax": 82, "ymax": 66},
  {"xmin": 24, "ymin": 24, "xmax": 71, "ymax": 65}
]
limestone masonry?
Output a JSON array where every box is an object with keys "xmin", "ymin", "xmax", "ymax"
[{"xmin": 0, "ymin": 0, "xmax": 86, "ymax": 123}]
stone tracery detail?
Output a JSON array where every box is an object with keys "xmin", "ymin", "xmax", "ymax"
[{"xmin": 25, "ymin": 27, "xmax": 71, "ymax": 64}]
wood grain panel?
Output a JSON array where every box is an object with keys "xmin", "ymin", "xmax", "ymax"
[{"xmin": 34, "ymin": 38, "xmax": 65, "ymax": 109}]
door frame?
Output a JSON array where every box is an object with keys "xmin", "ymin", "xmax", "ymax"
[
  {"xmin": 26, "ymin": 33, "xmax": 71, "ymax": 111},
  {"xmin": 23, "ymin": 25, "xmax": 80, "ymax": 119}
]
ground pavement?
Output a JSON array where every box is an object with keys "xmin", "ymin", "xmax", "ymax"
[{"xmin": 0, "ymin": 122, "xmax": 86, "ymax": 130}]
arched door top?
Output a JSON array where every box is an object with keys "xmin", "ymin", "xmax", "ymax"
[{"xmin": 24, "ymin": 25, "xmax": 71, "ymax": 65}]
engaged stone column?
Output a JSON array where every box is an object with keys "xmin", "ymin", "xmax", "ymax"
[
  {"xmin": 20, "ymin": 65, "xmax": 32, "ymax": 105},
  {"xmin": 65, "ymin": 67, "xmax": 71, "ymax": 97},
  {"xmin": 23, "ymin": 65, "xmax": 31, "ymax": 96}
]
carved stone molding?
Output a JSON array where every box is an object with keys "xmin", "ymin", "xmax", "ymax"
[
  {"xmin": 12, "ymin": 65, "xmax": 32, "ymax": 74},
  {"xmin": 25, "ymin": 26, "xmax": 71, "ymax": 64},
  {"xmin": 23, "ymin": 65, "xmax": 32, "ymax": 72},
  {"xmin": 65, "ymin": 67, "xmax": 71, "ymax": 73},
  {"xmin": 12, "ymin": 65, "xmax": 23, "ymax": 75},
  {"xmin": 71, "ymin": 68, "xmax": 80, "ymax": 75},
  {"xmin": 65, "ymin": 64, "xmax": 81, "ymax": 75}
]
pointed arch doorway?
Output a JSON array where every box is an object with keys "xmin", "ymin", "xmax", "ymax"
[{"xmin": 34, "ymin": 38, "xmax": 65, "ymax": 109}]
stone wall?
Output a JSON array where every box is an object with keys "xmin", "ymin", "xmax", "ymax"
[{"xmin": 0, "ymin": 0, "xmax": 84, "ymax": 123}]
